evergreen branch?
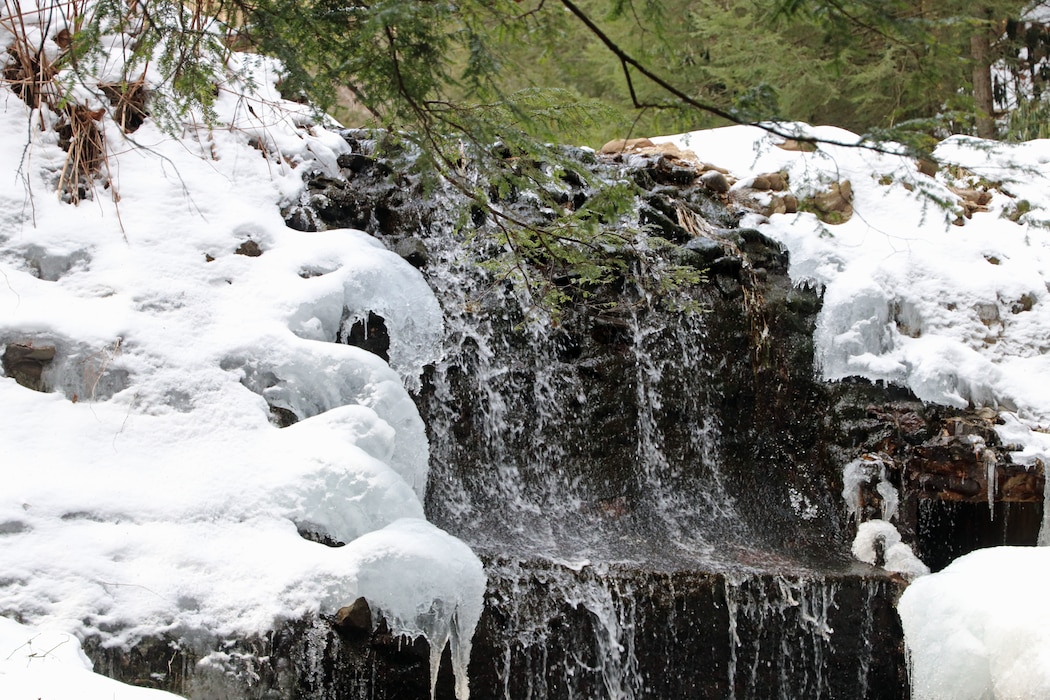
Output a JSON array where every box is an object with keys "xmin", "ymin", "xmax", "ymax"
[{"xmin": 557, "ymin": 0, "xmax": 919, "ymax": 156}]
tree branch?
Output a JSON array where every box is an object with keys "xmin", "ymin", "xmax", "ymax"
[{"xmin": 557, "ymin": 0, "xmax": 912, "ymax": 156}]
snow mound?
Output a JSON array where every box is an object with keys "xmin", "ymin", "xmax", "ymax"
[
  {"xmin": 898, "ymin": 547, "xmax": 1050, "ymax": 699},
  {"xmin": 0, "ymin": 617, "xmax": 182, "ymax": 699}
]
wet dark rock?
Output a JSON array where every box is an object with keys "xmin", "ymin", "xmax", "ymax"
[
  {"xmin": 640, "ymin": 204, "xmax": 690, "ymax": 243},
  {"xmin": 678, "ymin": 235, "xmax": 725, "ymax": 266},
  {"xmin": 269, "ymin": 404, "xmax": 299, "ymax": 428},
  {"xmin": 393, "ymin": 237, "xmax": 429, "ymax": 268},
  {"xmin": 339, "ymin": 311, "xmax": 391, "ymax": 362},
  {"xmin": 470, "ymin": 559, "xmax": 907, "ymax": 700},
  {"xmin": 296, "ymin": 523, "xmax": 345, "ymax": 548},
  {"xmin": 83, "ymin": 616, "xmax": 459, "ymax": 700}
]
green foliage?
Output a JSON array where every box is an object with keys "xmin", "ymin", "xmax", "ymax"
[
  {"xmin": 1002, "ymin": 95, "xmax": 1050, "ymax": 141},
  {"xmin": 12, "ymin": 0, "xmax": 1049, "ymax": 315}
]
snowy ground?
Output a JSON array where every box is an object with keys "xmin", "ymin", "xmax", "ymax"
[{"xmin": 656, "ymin": 124, "xmax": 1050, "ymax": 699}]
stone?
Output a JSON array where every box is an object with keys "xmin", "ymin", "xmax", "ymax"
[
  {"xmin": 804, "ymin": 180, "xmax": 853, "ymax": 224},
  {"xmin": 334, "ymin": 597, "xmax": 373, "ymax": 636},
  {"xmin": 700, "ymin": 170, "xmax": 730, "ymax": 194},
  {"xmin": 751, "ymin": 175, "xmax": 772, "ymax": 191},
  {"xmin": 765, "ymin": 172, "xmax": 788, "ymax": 191},
  {"xmin": 681, "ymin": 235, "xmax": 725, "ymax": 265},
  {"xmin": 917, "ymin": 158, "xmax": 938, "ymax": 177},
  {"xmin": 2, "ymin": 342, "xmax": 56, "ymax": 392},
  {"xmin": 776, "ymin": 138, "xmax": 817, "ymax": 152},
  {"xmin": 599, "ymin": 137, "xmax": 656, "ymax": 154},
  {"xmin": 599, "ymin": 138, "xmax": 702, "ymax": 167},
  {"xmin": 951, "ymin": 187, "xmax": 993, "ymax": 206},
  {"xmin": 235, "ymin": 239, "xmax": 262, "ymax": 257}
]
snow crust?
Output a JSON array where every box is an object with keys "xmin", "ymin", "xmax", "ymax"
[
  {"xmin": 0, "ymin": 6, "xmax": 481, "ymax": 699},
  {"xmin": 898, "ymin": 547, "xmax": 1050, "ymax": 699}
]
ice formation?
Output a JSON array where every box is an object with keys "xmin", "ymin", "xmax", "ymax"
[
  {"xmin": 0, "ymin": 4, "xmax": 482, "ymax": 699},
  {"xmin": 851, "ymin": 520, "xmax": 928, "ymax": 579},
  {"xmin": 841, "ymin": 454, "xmax": 899, "ymax": 523}
]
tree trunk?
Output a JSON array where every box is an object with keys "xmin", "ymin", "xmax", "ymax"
[{"xmin": 971, "ymin": 20, "xmax": 996, "ymax": 139}]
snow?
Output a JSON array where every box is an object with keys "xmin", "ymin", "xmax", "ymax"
[
  {"xmin": 655, "ymin": 123, "xmax": 1050, "ymax": 697},
  {"xmin": 0, "ymin": 617, "xmax": 183, "ymax": 700},
  {"xmin": 898, "ymin": 547, "xmax": 1050, "ymax": 699},
  {"xmin": 0, "ymin": 5, "xmax": 482, "ymax": 699}
]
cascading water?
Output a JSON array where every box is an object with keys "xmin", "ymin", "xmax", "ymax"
[{"xmin": 291, "ymin": 132, "xmax": 909, "ymax": 698}]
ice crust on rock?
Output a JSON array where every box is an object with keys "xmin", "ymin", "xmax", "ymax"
[
  {"xmin": 842, "ymin": 455, "xmax": 899, "ymax": 523},
  {"xmin": 343, "ymin": 519, "xmax": 487, "ymax": 700},
  {"xmin": 0, "ymin": 16, "xmax": 482, "ymax": 700},
  {"xmin": 851, "ymin": 520, "xmax": 928, "ymax": 579}
]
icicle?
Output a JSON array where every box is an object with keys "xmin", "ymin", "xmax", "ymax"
[{"xmin": 984, "ymin": 448, "xmax": 997, "ymax": 521}]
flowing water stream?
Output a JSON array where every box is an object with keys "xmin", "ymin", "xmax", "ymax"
[{"xmin": 285, "ymin": 132, "xmax": 910, "ymax": 698}]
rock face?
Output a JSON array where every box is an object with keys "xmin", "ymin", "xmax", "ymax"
[
  {"xmin": 285, "ymin": 132, "xmax": 916, "ymax": 698},
  {"xmin": 82, "ymin": 132, "xmax": 1040, "ymax": 698},
  {"xmin": 829, "ymin": 382, "xmax": 1043, "ymax": 572}
]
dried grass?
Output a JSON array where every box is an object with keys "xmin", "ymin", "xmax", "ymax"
[
  {"xmin": 56, "ymin": 104, "xmax": 107, "ymax": 204},
  {"xmin": 0, "ymin": 0, "xmax": 116, "ymax": 203},
  {"xmin": 100, "ymin": 77, "xmax": 150, "ymax": 133}
]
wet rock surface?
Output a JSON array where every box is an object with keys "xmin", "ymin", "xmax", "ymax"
[{"xmin": 287, "ymin": 132, "xmax": 914, "ymax": 698}]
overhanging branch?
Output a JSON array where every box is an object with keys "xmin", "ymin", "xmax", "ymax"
[{"xmin": 557, "ymin": 0, "xmax": 912, "ymax": 156}]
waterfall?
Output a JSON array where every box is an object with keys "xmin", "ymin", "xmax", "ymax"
[{"xmin": 290, "ymin": 131, "xmax": 910, "ymax": 698}]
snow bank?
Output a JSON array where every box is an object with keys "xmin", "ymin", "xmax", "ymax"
[
  {"xmin": 898, "ymin": 547, "xmax": 1050, "ymax": 699},
  {"xmin": 0, "ymin": 6, "xmax": 482, "ymax": 698},
  {"xmin": 0, "ymin": 617, "xmax": 183, "ymax": 700}
]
